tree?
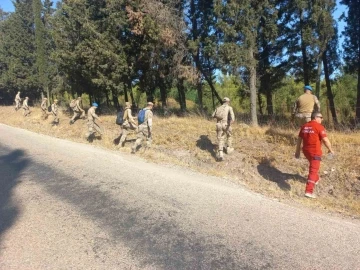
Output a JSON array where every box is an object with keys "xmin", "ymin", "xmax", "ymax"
[
  {"xmin": 0, "ymin": 0, "xmax": 38, "ymax": 99},
  {"xmin": 322, "ymin": 24, "xmax": 340, "ymax": 124},
  {"xmin": 214, "ymin": 0, "xmax": 277, "ymax": 126},
  {"xmin": 186, "ymin": 0, "xmax": 222, "ymax": 111},
  {"xmin": 33, "ymin": 0, "xmax": 51, "ymax": 102},
  {"xmin": 341, "ymin": 0, "xmax": 360, "ymax": 122}
]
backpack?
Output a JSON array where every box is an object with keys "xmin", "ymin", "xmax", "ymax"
[
  {"xmin": 116, "ymin": 110, "xmax": 124, "ymax": 125},
  {"xmin": 69, "ymin": 99, "xmax": 76, "ymax": 109},
  {"xmin": 213, "ymin": 105, "xmax": 226, "ymax": 120},
  {"xmin": 137, "ymin": 109, "xmax": 147, "ymax": 124},
  {"xmin": 48, "ymin": 105, "xmax": 52, "ymax": 112}
]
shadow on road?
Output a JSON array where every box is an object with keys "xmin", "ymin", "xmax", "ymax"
[
  {"xmin": 0, "ymin": 147, "xmax": 29, "ymax": 242},
  {"xmin": 257, "ymin": 157, "xmax": 306, "ymax": 191},
  {"xmin": 32, "ymin": 160, "xmax": 252, "ymax": 269},
  {"xmin": 196, "ymin": 135, "xmax": 217, "ymax": 161}
]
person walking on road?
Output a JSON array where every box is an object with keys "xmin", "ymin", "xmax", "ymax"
[
  {"xmin": 131, "ymin": 102, "xmax": 153, "ymax": 154},
  {"xmin": 292, "ymin": 85, "xmax": 320, "ymax": 126},
  {"xmin": 119, "ymin": 102, "xmax": 137, "ymax": 147},
  {"xmin": 295, "ymin": 112, "xmax": 334, "ymax": 199},
  {"xmin": 50, "ymin": 99, "xmax": 59, "ymax": 125},
  {"xmin": 86, "ymin": 102, "xmax": 102, "ymax": 140},
  {"xmin": 40, "ymin": 97, "xmax": 48, "ymax": 119},
  {"xmin": 22, "ymin": 97, "xmax": 30, "ymax": 117},
  {"xmin": 14, "ymin": 91, "xmax": 21, "ymax": 111},
  {"xmin": 212, "ymin": 97, "xmax": 235, "ymax": 161},
  {"xmin": 70, "ymin": 97, "xmax": 85, "ymax": 125}
]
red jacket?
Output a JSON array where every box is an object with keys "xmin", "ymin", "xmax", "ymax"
[{"xmin": 299, "ymin": 120, "xmax": 327, "ymax": 156}]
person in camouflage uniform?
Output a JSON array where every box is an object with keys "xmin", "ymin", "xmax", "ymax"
[
  {"xmin": 22, "ymin": 97, "xmax": 30, "ymax": 117},
  {"xmin": 119, "ymin": 102, "xmax": 137, "ymax": 147},
  {"xmin": 50, "ymin": 99, "xmax": 59, "ymax": 125},
  {"xmin": 86, "ymin": 102, "xmax": 102, "ymax": 140},
  {"xmin": 40, "ymin": 97, "xmax": 48, "ymax": 119},
  {"xmin": 131, "ymin": 102, "xmax": 153, "ymax": 154},
  {"xmin": 14, "ymin": 91, "xmax": 21, "ymax": 111},
  {"xmin": 212, "ymin": 97, "xmax": 235, "ymax": 161},
  {"xmin": 70, "ymin": 97, "xmax": 85, "ymax": 124},
  {"xmin": 292, "ymin": 85, "xmax": 320, "ymax": 127}
]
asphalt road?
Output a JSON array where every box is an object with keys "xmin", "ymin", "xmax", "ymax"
[{"xmin": 0, "ymin": 123, "xmax": 359, "ymax": 270}]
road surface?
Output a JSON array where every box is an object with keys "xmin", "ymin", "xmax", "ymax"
[{"xmin": 0, "ymin": 123, "xmax": 359, "ymax": 269}]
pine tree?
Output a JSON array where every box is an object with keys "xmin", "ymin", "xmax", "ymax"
[
  {"xmin": 0, "ymin": 0, "xmax": 38, "ymax": 99},
  {"xmin": 214, "ymin": 0, "xmax": 277, "ymax": 125},
  {"xmin": 33, "ymin": 0, "xmax": 49, "ymax": 101},
  {"xmin": 341, "ymin": 0, "xmax": 360, "ymax": 122}
]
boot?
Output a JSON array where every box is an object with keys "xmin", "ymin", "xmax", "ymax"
[{"xmin": 218, "ymin": 151, "xmax": 224, "ymax": 161}]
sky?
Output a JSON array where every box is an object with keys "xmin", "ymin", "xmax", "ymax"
[{"xmin": 0, "ymin": 0, "xmax": 59, "ymax": 11}]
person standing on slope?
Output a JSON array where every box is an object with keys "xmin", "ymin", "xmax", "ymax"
[
  {"xmin": 295, "ymin": 112, "xmax": 334, "ymax": 198},
  {"xmin": 292, "ymin": 85, "xmax": 320, "ymax": 126},
  {"xmin": 212, "ymin": 97, "xmax": 235, "ymax": 161},
  {"xmin": 14, "ymin": 91, "xmax": 21, "ymax": 111},
  {"xmin": 119, "ymin": 102, "xmax": 137, "ymax": 147},
  {"xmin": 70, "ymin": 97, "xmax": 86, "ymax": 124},
  {"xmin": 86, "ymin": 102, "xmax": 102, "ymax": 140},
  {"xmin": 131, "ymin": 102, "xmax": 154, "ymax": 154}
]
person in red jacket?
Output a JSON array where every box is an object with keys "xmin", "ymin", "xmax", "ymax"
[{"xmin": 295, "ymin": 112, "xmax": 334, "ymax": 198}]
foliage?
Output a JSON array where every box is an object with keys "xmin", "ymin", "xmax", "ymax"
[{"xmin": 0, "ymin": 0, "xmax": 359, "ymax": 125}]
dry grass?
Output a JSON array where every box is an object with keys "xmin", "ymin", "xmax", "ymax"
[{"xmin": 1, "ymin": 106, "xmax": 360, "ymax": 218}]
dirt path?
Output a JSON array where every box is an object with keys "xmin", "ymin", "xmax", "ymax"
[{"xmin": 1, "ymin": 123, "xmax": 360, "ymax": 269}]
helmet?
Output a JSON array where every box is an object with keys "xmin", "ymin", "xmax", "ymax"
[
  {"xmin": 223, "ymin": 97, "xmax": 230, "ymax": 102},
  {"xmin": 92, "ymin": 102, "xmax": 98, "ymax": 107},
  {"xmin": 304, "ymin": 85, "xmax": 313, "ymax": 91}
]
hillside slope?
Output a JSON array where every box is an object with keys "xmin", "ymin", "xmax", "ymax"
[{"xmin": 1, "ymin": 106, "xmax": 359, "ymax": 218}]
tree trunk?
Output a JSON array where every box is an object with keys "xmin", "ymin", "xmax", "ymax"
[
  {"xmin": 356, "ymin": 60, "xmax": 360, "ymax": 123},
  {"xmin": 126, "ymin": 79, "xmax": 135, "ymax": 105},
  {"xmin": 124, "ymin": 81, "xmax": 129, "ymax": 103},
  {"xmin": 300, "ymin": 10, "xmax": 310, "ymax": 85},
  {"xmin": 258, "ymin": 92, "xmax": 263, "ymax": 116},
  {"xmin": 322, "ymin": 52, "xmax": 338, "ymax": 124},
  {"xmin": 249, "ymin": 48, "xmax": 258, "ymax": 126},
  {"xmin": 45, "ymin": 85, "xmax": 50, "ymax": 106},
  {"xmin": 159, "ymin": 79, "xmax": 167, "ymax": 108},
  {"xmin": 105, "ymin": 91, "xmax": 110, "ymax": 107},
  {"xmin": 315, "ymin": 57, "xmax": 322, "ymax": 98},
  {"xmin": 197, "ymin": 80, "xmax": 203, "ymax": 112},
  {"xmin": 112, "ymin": 89, "xmax": 119, "ymax": 109},
  {"xmin": 204, "ymin": 75, "xmax": 222, "ymax": 107},
  {"xmin": 177, "ymin": 79, "xmax": 186, "ymax": 113},
  {"xmin": 266, "ymin": 90, "xmax": 273, "ymax": 115}
]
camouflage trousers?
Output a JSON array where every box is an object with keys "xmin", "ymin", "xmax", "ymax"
[
  {"xmin": 132, "ymin": 125, "xmax": 151, "ymax": 151},
  {"xmin": 119, "ymin": 122, "xmax": 137, "ymax": 146},
  {"xmin": 216, "ymin": 122, "xmax": 233, "ymax": 153},
  {"xmin": 295, "ymin": 113, "xmax": 311, "ymax": 127},
  {"xmin": 71, "ymin": 110, "xmax": 85, "ymax": 122},
  {"xmin": 41, "ymin": 108, "xmax": 48, "ymax": 119},
  {"xmin": 22, "ymin": 107, "xmax": 30, "ymax": 117},
  {"xmin": 87, "ymin": 121, "xmax": 102, "ymax": 137},
  {"xmin": 50, "ymin": 112, "xmax": 59, "ymax": 124},
  {"xmin": 15, "ymin": 101, "xmax": 21, "ymax": 111}
]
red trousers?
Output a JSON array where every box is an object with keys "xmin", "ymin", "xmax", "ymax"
[{"xmin": 303, "ymin": 152, "xmax": 321, "ymax": 194}]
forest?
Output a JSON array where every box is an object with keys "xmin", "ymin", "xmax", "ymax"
[{"xmin": 0, "ymin": 0, "xmax": 359, "ymax": 126}]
